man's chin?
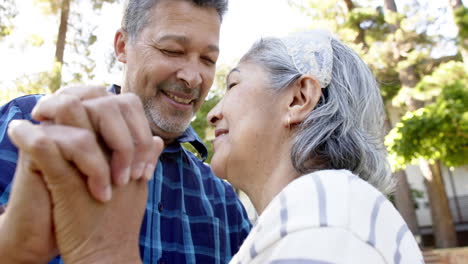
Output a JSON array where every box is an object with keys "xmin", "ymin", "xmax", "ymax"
[{"xmin": 149, "ymin": 120, "xmax": 191, "ymax": 143}]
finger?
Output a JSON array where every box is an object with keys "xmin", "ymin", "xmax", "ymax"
[
  {"xmin": 83, "ymin": 96, "xmax": 134, "ymax": 186},
  {"xmin": 144, "ymin": 136, "xmax": 164, "ymax": 181},
  {"xmin": 40, "ymin": 124, "xmax": 112, "ymax": 202},
  {"xmin": 8, "ymin": 120, "xmax": 112, "ymax": 202},
  {"xmin": 32, "ymin": 94, "xmax": 94, "ymax": 132},
  {"xmin": 56, "ymin": 85, "xmax": 110, "ymax": 100},
  {"xmin": 116, "ymin": 93, "xmax": 155, "ymax": 180}
]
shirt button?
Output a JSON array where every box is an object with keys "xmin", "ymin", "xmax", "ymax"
[{"xmin": 158, "ymin": 202, "xmax": 163, "ymax": 212}]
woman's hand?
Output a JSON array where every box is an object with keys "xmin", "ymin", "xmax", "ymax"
[
  {"xmin": 7, "ymin": 120, "xmax": 162, "ymax": 264},
  {"xmin": 0, "ymin": 150, "xmax": 58, "ymax": 264}
]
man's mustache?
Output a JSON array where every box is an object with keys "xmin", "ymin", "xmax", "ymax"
[{"xmin": 157, "ymin": 81, "xmax": 200, "ymax": 100}]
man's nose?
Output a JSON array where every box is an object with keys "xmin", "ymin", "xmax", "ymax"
[{"xmin": 176, "ymin": 61, "xmax": 203, "ymax": 89}]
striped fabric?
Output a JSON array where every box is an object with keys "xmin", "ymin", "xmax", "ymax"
[
  {"xmin": 0, "ymin": 94, "xmax": 252, "ymax": 264},
  {"xmin": 230, "ymin": 170, "xmax": 424, "ymax": 264}
]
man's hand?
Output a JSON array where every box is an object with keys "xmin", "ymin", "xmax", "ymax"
[
  {"xmin": 7, "ymin": 120, "xmax": 162, "ymax": 264},
  {"xmin": 32, "ymin": 86, "xmax": 160, "ymax": 202}
]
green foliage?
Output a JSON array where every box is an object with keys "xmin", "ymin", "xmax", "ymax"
[
  {"xmin": 0, "ymin": 67, "xmax": 55, "ymax": 104},
  {"xmin": 26, "ymin": 34, "xmax": 45, "ymax": 47},
  {"xmin": 414, "ymin": 61, "xmax": 466, "ymax": 101},
  {"xmin": 34, "ymin": 0, "xmax": 117, "ymax": 14},
  {"xmin": 288, "ymin": 0, "xmax": 348, "ymax": 33},
  {"xmin": 90, "ymin": 0, "xmax": 116, "ymax": 10},
  {"xmin": 0, "ymin": 0, "xmax": 17, "ymax": 40},
  {"xmin": 385, "ymin": 74, "xmax": 468, "ymax": 169},
  {"xmin": 289, "ymin": 0, "xmax": 438, "ymax": 103},
  {"xmin": 346, "ymin": 7, "xmax": 389, "ymax": 41},
  {"xmin": 454, "ymin": 6, "xmax": 468, "ymax": 46},
  {"xmin": 30, "ymin": 0, "xmax": 119, "ymax": 90},
  {"xmin": 34, "ymin": 0, "xmax": 62, "ymax": 15}
]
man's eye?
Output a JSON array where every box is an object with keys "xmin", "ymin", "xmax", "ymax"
[
  {"xmin": 202, "ymin": 56, "xmax": 216, "ymax": 65},
  {"xmin": 162, "ymin": 49, "xmax": 182, "ymax": 55}
]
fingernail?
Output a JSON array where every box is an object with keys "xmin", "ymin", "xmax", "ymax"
[
  {"xmin": 119, "ymin": 167, "xmax": 131, "ymax": 185},
  {"xmin": 144, "ymin": 163, "xmax": 156, "ymax": 181},
  {"xmin": 102, "ymin": 185, "xmax": 112, "ymax": 202},
  {"xmin": 132, "ymin": 163, "xmax": 146, "ymax": 180}
]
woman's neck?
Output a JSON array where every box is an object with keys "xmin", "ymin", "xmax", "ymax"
[{"xmin": 243, "ymin": 149, "xmax": 299, "ymax": 215}]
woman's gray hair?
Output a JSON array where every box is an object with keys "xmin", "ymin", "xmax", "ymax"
[
  {"xmin": 240, "ymin": 37, "xmax": 394, "ymax": 195},
  {"xmin": 122, "ymin": 0, "xmax": 228, "ymax": 41}
]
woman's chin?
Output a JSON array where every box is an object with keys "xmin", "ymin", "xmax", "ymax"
[{"xmin": 210, "ymin": 156, "xmax": 227, "ymax": 180}]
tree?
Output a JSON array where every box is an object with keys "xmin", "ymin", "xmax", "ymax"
[
  {"xmin": 449, "ymin": 0, "xmax": 468, "ymax": 67},
  {"xmin": 386, "ymin": 62, "xmax": 467, "ymax": 248},
  {"xmin": 289, "ymin": 0, "xmax": 464, "ymax": 247},
  {"xmin": 345, "ymin": 0, "xmax": 421, "ymax": 237},
  {"xmin": 381, "ymin": 0, "xmax": 422, "ymax": 239},
  {"xmin": 34, "ymin": 0, "xmax": 118, "ymax": 91},
  {"xmin": 0, "ymin": 0, "xmax": 17, "ymax": 40}
]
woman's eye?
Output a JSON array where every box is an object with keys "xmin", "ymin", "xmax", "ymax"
[{"xmin": 227, "ymin": 83, "xmax": 237, "ymax": 90}]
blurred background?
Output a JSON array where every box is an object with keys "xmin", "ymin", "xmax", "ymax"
[{"xmin": 1, "ymin": 0, "xmax": 467, "ymax": 262}]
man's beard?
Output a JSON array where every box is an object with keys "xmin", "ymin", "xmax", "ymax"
[
  {"xmin": 143, "ymin": 98, "xmax": 192, "ymax": 135},
  {"xmin": 143, "ymin": 80, "xmax": 200, "ymax": 135}
]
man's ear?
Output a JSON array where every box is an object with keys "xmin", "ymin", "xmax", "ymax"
[
  {"xmin": 286, "ymin": 75, "xmax": 322, "ymax": 126},
  {"xmin": 114, "ymin": 29, "xmax": 128, "ymax": 63}
]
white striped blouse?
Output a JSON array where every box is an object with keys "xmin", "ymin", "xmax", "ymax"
[{"xmin": 230, "ymin": 169, "xmax": 424, "ymax": 264}]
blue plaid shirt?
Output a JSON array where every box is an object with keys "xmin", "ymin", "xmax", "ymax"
[{"xmin": 0, "ymin": 90, "xmax": 251, "ymax": 264}]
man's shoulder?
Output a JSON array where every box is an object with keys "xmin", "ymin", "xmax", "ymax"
[
  {"xmin": 177, "ymin": 148, "xmax": 241, "ymax": 201},
  {"xmin": 1, "ymin": 94, "xmax": 43, "ymax": 117},
  {"xmin": 0, "ymin": 95, "xmax": 44, "ymax": 204},
  {"xmin": 180, "ymin": 149, "xmax": 226, "ymax": 185}
]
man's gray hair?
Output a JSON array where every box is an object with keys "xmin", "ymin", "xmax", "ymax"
[
  {"xmin": 240, "ymin": 37, "xmax": 394, "ymax": 195},
  {"xmin": 122, "ymin": 0, "xmax": 228, "ymax": 41}
]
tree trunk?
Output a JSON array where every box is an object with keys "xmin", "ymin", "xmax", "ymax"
[
  {"xmin": 419, "ymin": 160, "xmax": 457, "ymax": 248},
  {"xmin": 384, "ymin": 114, "xmax": 420, "ymax": 236},
  {"xmin": 52, "ymin": 0, "xmax": 71, "ymax": 92},
  {"xmin": 384, "ymin": 0, "xmax": 398, "ymax": 12},
  {"xmin": 402, "ymin": 67, "xmax": 457, "ymax": 248},
  {"xmin": 344, "ymin": 0, "xmax": 354, "ymax": 11},
  {"xmin": 394, "ymin": 169, "xmax": 420, "ymax": 236},
  {"xmin": 394, "ymin": 0, "xmax": 457, "ymax": 245}
]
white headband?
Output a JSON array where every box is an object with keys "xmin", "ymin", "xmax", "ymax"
[{"xmin": 280, "ymin": 29, "xmax": 334, "ymax": 88}]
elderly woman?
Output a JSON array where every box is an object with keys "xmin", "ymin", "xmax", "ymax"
[{"xmin": 207, "ymin": 30, "xmax": 423, "ymax": 263}]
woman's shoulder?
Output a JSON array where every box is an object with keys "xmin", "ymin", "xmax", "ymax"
[
  {"xmin": 234, "ymin": 170, "xmax": 423, "ymax": 264},
  {"xmin": 279, "ymin": 169, "xmax": 423, "ymax": 263},
  {"xmin": 282, "ymin": 169, "xmax": 406, "ymax": 234}
]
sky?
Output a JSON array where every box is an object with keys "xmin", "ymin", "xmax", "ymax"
[{"xmin": 0, "ymin": 0, "xmax": 463, "ymax": 89}]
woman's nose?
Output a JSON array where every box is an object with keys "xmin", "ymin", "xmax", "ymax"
[{"xmin": 207, "ymin": 101, "xmax": 223, "ymax": 126}]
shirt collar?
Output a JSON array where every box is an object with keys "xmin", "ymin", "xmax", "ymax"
[{"xmin": 108, "ymin": 84, "xmax": 208, "ymax": 161}]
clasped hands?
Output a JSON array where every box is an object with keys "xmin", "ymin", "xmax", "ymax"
[{"xmin": 0, "ymin": 86, "xmax": 164, "ymax": 264}]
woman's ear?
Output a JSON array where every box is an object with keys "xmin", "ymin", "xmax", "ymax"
[
  {"xmin": 114, "ymin": 29, "xmax": 128, "ymax": 63},
  {"xmin": 286, "ymin": 75, "xmax": 322, "ymax": 126}
]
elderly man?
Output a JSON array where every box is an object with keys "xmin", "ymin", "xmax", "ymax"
[{"xmin": 0, "ymin": 0, "xmax": 251, "ymax": 263}]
